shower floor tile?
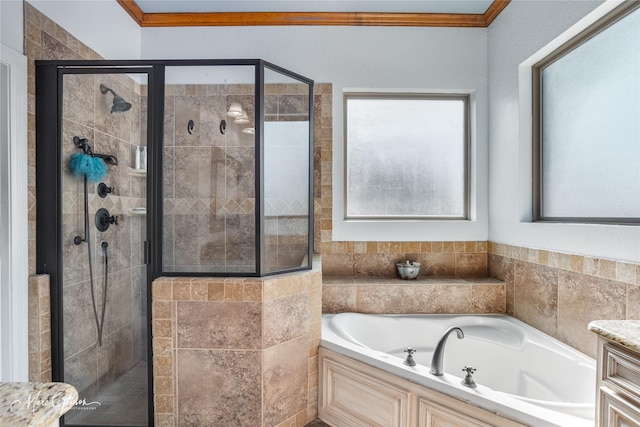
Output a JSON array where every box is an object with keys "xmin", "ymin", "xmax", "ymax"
[{"xmin": 64, "ymin": 361, "xmax": 148, "ymax": 426}]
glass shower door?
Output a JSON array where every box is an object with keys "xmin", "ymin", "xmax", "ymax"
[{"xmin": 59, "ymin": 70, "xmax": 149, "ymax": 426}]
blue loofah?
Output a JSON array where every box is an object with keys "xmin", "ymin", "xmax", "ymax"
[{"xmin": 69, "ymin": 153, "xmax": 108, "ymax": 183}]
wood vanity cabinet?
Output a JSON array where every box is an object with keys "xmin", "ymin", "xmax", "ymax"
[{"xmin": 596, "ymin": 337, "xmax": 640, "ymax": 427}]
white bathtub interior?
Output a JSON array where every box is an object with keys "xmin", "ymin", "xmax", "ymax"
[{"xmin": 321, "ymin": 313, "xmax": 596, "ymax": 427}]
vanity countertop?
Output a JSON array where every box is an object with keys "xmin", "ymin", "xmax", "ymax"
[
  {"xmin": 589, "ymin": 320, "xmax": 640, "ymax": 354},
  {"xmin": 0, "ymin": 381, "xmax": 78, "ymax": 426}
]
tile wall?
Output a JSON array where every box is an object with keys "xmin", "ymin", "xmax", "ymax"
[
  {"xmin": 28, "ymin": 275, "xmax": 51, "ymax": 382},
  {"xmin": 163, "ymin": 82, "xmax": 311, "ymax": 273},
  {"xmin": 163, "ymin": 83, "xmax": 256, "ymax": 273},
  {"xmin": 489, "ymin": 242, "xmax": 640, "ymax": 358},
  {"xmin": 322, "ymin": 277, "xmax": 505, "ymax": 314},
  {"xmin": 151, "ymin": 262, "xmax": 322, "ymax": 427}
]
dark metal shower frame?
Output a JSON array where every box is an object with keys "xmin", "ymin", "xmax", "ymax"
[
  {"xmin": 36, "ymin": 63, "xmax": 158, "ymax": 427},
  {"xmin": 36, "ymin": 58, "xmax": 314, "ymax": 426}
]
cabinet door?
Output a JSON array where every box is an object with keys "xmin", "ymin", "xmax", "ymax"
[
  {"xmin": 418, "ymin": 398, "xmax": 493, "ymax": 427},
  {"xmin": 320, "ymin": 357, "xmax": 410, "ymax": 427},
  {"xmin": 600, "ymin": 388, "xmax": 640, "ymax": 427}
]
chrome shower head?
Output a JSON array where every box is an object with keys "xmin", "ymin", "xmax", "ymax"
[{"xmin": 100, "ymin": 84, "xmax": 132, "ymax": 113}]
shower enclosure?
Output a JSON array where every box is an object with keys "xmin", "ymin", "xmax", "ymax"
[{"xmin": 36, "ymin": 60, "xmax": 313, "ymax": 426}]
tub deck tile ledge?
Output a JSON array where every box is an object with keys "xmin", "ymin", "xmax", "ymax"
[{"xmin": 323, "ymin": 276, "xmax": 504, "ymax": 286}]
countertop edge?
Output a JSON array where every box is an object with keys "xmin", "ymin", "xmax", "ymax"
[
  {"xmin": 588, "ymin": 320, "xmax": 640, "ymax": 354},
  {"xmin": 0, "ymin": 382, "xmax": 79, "ymax": 426}
]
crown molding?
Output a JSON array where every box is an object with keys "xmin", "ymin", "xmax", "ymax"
[{"xmin": 116, "ymin": 0, "xmax": 510, "ymax": 27}]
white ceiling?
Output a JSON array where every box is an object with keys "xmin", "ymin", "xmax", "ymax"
[{"xmin": 135, "ymin": 0, "xmax": 495, "ymax": 15}]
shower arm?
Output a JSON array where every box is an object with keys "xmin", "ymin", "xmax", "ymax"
[{"xmin": 73, "ymin": 135, "xmax": 92, "ymax": 155}]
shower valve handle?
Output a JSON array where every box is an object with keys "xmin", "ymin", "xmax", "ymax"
[
  {"xmin": 97, "ymin": 182, "xmax": 115, "ymax": 198},
  {"xmin": 95, "ymin": 208, "xmax": 118, "ymax": 232}
]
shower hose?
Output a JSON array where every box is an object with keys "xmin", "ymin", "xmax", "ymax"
[{"xmin": 81, "ymin": 176, "xmax": 109, "ymax": 347}]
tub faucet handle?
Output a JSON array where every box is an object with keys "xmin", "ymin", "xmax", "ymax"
[
  {"xmin": 461, "ymin": 365, "xmax": 477, "ymax": 388},
  {"xmin": 403, "ymin": 347, "xmax": 417, "ymax": 367}
]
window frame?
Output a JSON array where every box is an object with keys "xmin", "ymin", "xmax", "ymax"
[
  {"xmin": 531, "ymin": 0, "xmax": 640, "ymax": 225},
  {"xmin": 343, "ymin": 91, "xmax": 471, "ymax": 221}
]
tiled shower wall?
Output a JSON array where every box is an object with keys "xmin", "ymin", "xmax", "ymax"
[
  {"xmin": 163, "ymin": 84, "xmax": 257, "ymax": 272},
  {"xmin": 163, "ymin": 82, "xmax": 311, "ymax": 273},
  {"xmin": 26, "ymin": 1, "xmax": 147, "ymax": 397},
  {"xmin": 60, "ymin": 73, "xmax": 147, "ymax": 398},
  {"xmin": 489, "ymin": 242, "xmax": 640, "ymax": 358}
]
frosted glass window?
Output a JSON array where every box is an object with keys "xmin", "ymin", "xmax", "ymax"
[
  {"xmin": 345, "ymin": 94, "xmax": 468, "ymax": 219},
  {"xmin": 538, "ymin": 6, "xmax": 640, "ymax": 221}
]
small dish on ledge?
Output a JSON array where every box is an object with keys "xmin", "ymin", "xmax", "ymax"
[{"xmin": 397, "ymin": 260, "xmax": 420, "ymax": 280}]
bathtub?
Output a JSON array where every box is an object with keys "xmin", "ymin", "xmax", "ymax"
[{"xmin": 320, "ymin": 313, "xmax": 595, "ymax": 427}]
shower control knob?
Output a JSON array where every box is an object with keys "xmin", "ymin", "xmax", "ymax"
[
  {"xmin": 95, "ymin": 208, "xmax": 118, "ymax": 232},
  {"xmin": 97, "ymin": 182, "xmax": 115, "ymax": 198}
]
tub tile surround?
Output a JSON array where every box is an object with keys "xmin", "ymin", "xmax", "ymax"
[
  {"xmin": 323, "ymin": 277, "xmax": 506, "ymax": 314},
  {"xmin": 151, "ymin": 264, "xmax": 322, "ymax": 427},
  {"xmin": 489, "ymin": 243, "xmax": 640, "ymax": 358}
]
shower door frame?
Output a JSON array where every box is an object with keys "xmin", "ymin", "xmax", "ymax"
[
  {"xmin": 36, "ymin": 61, "xmax": 161, "ymax": 427},
  {"xmin": 36, "ymin": 57, "xmax": 314, "ymax": 425}
]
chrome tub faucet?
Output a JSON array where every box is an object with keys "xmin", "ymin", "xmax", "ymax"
[{"xmin": 430, "ymin": 326, "xmax": 464, "ymax": 376}]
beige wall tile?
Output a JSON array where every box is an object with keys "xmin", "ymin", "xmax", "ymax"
[
  {"xmin": 177, "ymin": 349, "xmax": 262, "ymax": 425},
  {"xmin": 616, "ymin": 262, "xmax": 637, "ymax": 284},
  {"xmin": 172, "ymin": 281, "xmax": 191, "ymax": 300},
  {"xmin": 557, "ymin": 270, "xmax": 626, "ymax": 358},
  {"xmin": 455, "ymin": 253, "xmax": 488, "ymax": 277},
  {"xmin": 176, "ymin": 301, "xmax": 261, "ymax": 349},
  {"xmin": 513, "ymin": 261, "xmax": 558, "ymax": 337},
  {"xmin": 263, "ymin": 294, "xmax": 310, "ymax": 348},
  {"xmin": 154, "ymin": 376, "xmax": 173, "ymax": 396},
  {"xmin": 322, "ymin": 284, "xmax": 357, "ymax": 313},
  {"xmin": 488, "ymin": 254, "xmax": 514, "ymax": 316},
  {"xmin": 263, "ymin": 337, "xmax": 309, "ymax": 427},
  {"xmin": 353, "ymin": 253, "xmax": 405, "ymax": 277},
  {"xmin": 207, "ymin": 281, "xmax": 225, "ymax": 301},
  {"xmin": 356, "ymin": 284, "xmax": 471, "ymax": 314},
  {"xmin": 322, "ymin": 254, "xmax": 356, "ymax": 277},
  {"xmin": 627, "ymin": 285, "xmax": 640, "ymax": 319},
  {"xmin": 599, "ymin": 259, "xmax": 617, "ymax": 280},
  {"xmin": 419, "ymin": 253, "xmax": 456, "ymax": 277},
  {"xmin": 470, "ymin": 285, "xmax": 506, "ymax": 313}
]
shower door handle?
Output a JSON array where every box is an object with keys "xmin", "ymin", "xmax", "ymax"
[{"xmin": 143, "ymin": 240, "xmax": 150, "ymax": 265}]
